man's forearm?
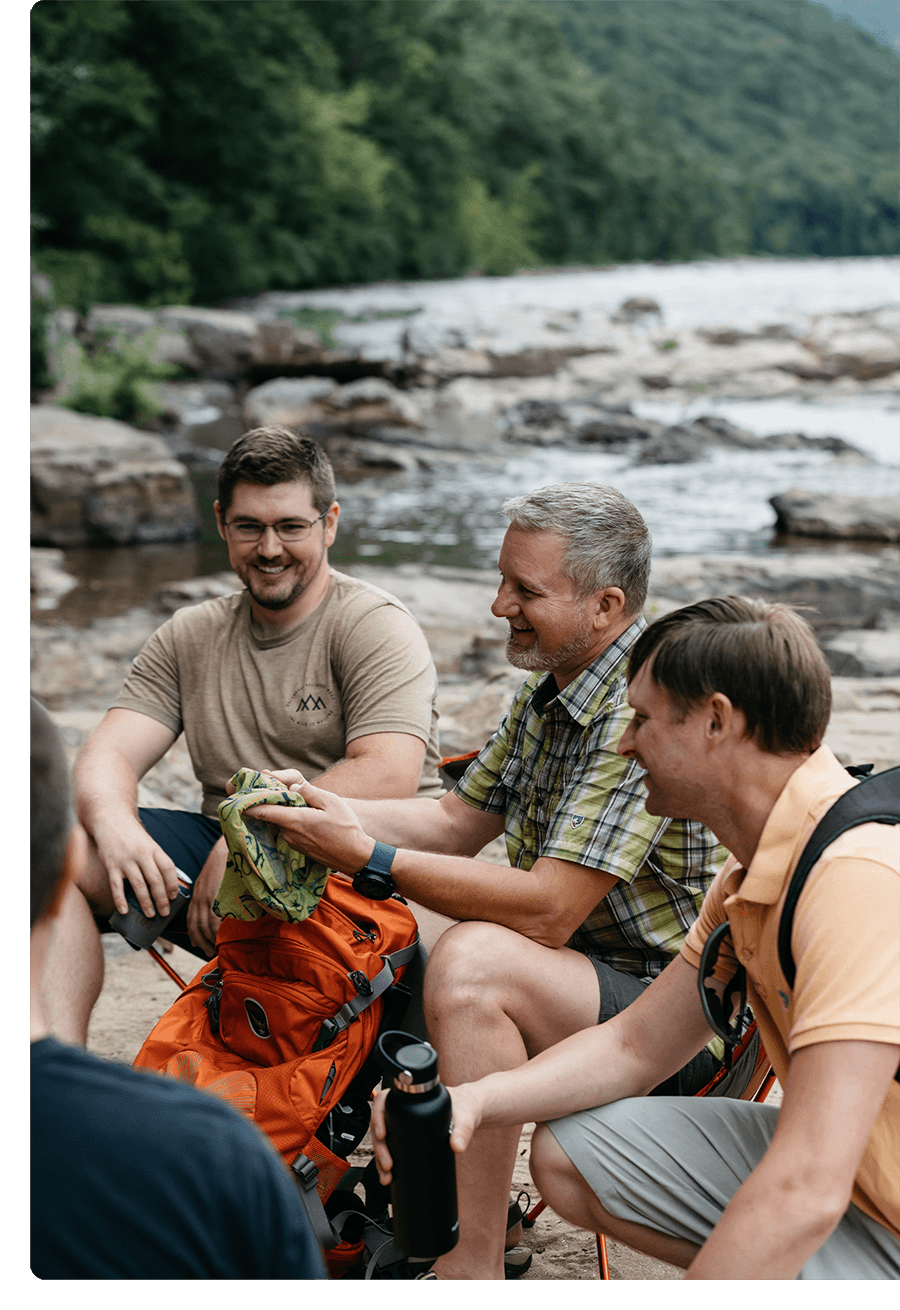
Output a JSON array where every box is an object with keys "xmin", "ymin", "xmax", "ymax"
[
  {"xmin": 465, "ymin": 1023, "xmax": 652, "ymax": 1129},
  {"xmin": 75, "ymin": 741, "xmax": 141, "ymax": 838},
  {"xmin": 388, "ymin": 847, "xmax": 581, "ymax": 944},
  {"xmin": 74, "ymin": 710, "xmax": 177, "ymax": 839}
]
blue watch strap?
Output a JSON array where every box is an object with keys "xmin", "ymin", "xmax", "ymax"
[{"xmin": 365, "ymin": 841, "xmax": 396, "ymax": 875}]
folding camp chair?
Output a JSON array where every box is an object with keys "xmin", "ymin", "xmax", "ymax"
[{"xmin": 522, "ymin": 1020, "xmax": 775, "ymax": 1278}]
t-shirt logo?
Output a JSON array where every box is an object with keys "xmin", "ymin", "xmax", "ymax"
[
  {"xmin": 287, "ymin": 684, "xmax": 335, "ymax": 727},
  {"xmin": 570, "ymin": 814, "xmax": 585, "ymax": 828}
]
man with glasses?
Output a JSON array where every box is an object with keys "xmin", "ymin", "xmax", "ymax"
[
  {"xmin": 44, "ymin": 426, "xmax": 442, "ymax": 1044},
  {"xmin": 386, "ymin": 597, "xmax": 899, "ymax": 1279}
]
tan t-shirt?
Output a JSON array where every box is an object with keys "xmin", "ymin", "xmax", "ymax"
[
  {"xmin": 682, "ymin": 746, "xmax": 900, "ymax": 1240},
  {"xmin": 113, "ymin": 570, "xmax": 443, "ymax": 814}
]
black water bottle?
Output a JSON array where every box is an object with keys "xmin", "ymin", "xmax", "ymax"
[{"xmin": 378, "ymin": 1032, "xmax": 459, "ymax": 1261}]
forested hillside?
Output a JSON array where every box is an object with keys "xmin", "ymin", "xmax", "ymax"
[{"xmin": 30, "ymin": 0, "xmax": 898, "ymax": 309}]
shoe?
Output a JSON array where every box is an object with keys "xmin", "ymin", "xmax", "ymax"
[
  {"xmin": 504, "ymin": 1190, "xmax": 533, "ymax": 1277},
  {"xmin": 503, "ymin": 1244, "xmax": 534, "ymax": 1279},
  {"xmin": 365, "ymin": 1191, "xmax": 534, "ymax": 1280}
]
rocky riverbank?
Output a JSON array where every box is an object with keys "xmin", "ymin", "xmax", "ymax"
[
  {"xmin": 32, "ymin": 257, "xmax": 899, "ymax": 549},
  {"xmin": 33, "ymin": 556, "xmax": 900, "ymax": 792}
]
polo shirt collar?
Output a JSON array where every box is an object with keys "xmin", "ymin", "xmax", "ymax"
[
  {"xmin": 531, "ymin": 616, "xmax": 647, "ymax": 725},
  {"xmin": 730, "ymin": 746, "xmax": 855, "ymax": 906}
]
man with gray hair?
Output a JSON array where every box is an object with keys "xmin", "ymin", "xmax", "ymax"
[{"xmin": 253, "ymin": 481, "xmax": 732, "ymax": 1280}]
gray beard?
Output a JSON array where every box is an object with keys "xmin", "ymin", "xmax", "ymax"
[{"xmin": 504, "ymin": 622, "xmax": 595, "ymax": 674}]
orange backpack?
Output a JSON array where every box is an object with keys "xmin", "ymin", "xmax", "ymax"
[{"xmin": 134, "ymin": 877, "xmax": 419, "ymax": 1265}]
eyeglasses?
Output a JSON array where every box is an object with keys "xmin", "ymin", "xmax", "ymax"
[
  {"xmin": 222, "ymin": 510, "xmax": 328, "ymax": 542},
  {"xmin": 698, "ymin": 921, "xmax": 748, "ymax": 1070}
]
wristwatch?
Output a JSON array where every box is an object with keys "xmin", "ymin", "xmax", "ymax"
[{"xmin": 352, "ymin": 840, "xmax": 397, "ymax": 900}]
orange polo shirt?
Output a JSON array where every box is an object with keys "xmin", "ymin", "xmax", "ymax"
[{"xmin": 682, "ymin": 746, "xmax": 900, "ymax": 1240}]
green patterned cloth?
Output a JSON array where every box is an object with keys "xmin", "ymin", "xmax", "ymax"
[{"xmin": 215, "ymin": 768, "xmax": 330, "ymax": 923}]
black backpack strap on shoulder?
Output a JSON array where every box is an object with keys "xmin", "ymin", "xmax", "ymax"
[{"xmin": 777, "ymin": 766, "xmax": 900, "ymax": 990}]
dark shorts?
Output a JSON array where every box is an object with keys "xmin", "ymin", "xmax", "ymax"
[
  {"xmin": 96, "ymin": 809, "xmax": 222, "ymax": 961},
  {"xmin": 587, "ymin": 955, "xmax": 736, "ymax": 1098}
]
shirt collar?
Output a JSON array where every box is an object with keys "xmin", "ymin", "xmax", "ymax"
[
  {"xmin": 531, "ymin": 616, "xmax": 647, "ymax": 725},
  {"xmin": 730, "ymin": 745, "xmax": 857, "ymax": 905}
]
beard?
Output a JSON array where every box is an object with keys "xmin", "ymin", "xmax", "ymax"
[
  {"xmin": 504, "ymin": 618, "xmax": 595, "ymax": 674},
  {"xmin": 247, "ymin": 576, "xmax": 310, "ymax": 611},
  {"xmin": 240, "ymin": 540, "xmax": 327, "ymax": 612}
]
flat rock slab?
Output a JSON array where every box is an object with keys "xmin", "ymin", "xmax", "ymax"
[
  {"xmin": 770, "ymin": 489, "xmax": 899, "ymax": 543},
  {"xmin": 31, "ymin": 405, "xmax": 199, "ymax": 547}
]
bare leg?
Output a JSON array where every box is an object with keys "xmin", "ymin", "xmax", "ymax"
[
  {"xmin": 40, "ymin": 833, "xmax": 119, "ymax": 1046},
  {"xmin": 424, "ymin": 921, "xmax": 601, "ymax": 1279},
  {"xmin": 530, "ymin": 1124, "xmax": 700, "ymax": 1270},
  {"xmin": 41, "ymin": 879, "xmax": 106, "ymax": 1046}
]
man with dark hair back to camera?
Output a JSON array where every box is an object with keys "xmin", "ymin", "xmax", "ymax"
[
  {"xmin": 248, "ymin": 482, "xmax": 736, "ymax": 1279},
  {"xmin": 30, "ymin": 697, "xmax": 327, "ymax": 1279},
  {"xmin": 43, "ymin": 426, "xmax": 443, "ymax": 1044},
  {"xmin": 371, "ymin": 598, "xmax": 900, "ymax": 1279}
]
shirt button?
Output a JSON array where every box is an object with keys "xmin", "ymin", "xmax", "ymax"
[{"xmin": 740, "ymin": 949, "xmax": 753, "ymax": 963}]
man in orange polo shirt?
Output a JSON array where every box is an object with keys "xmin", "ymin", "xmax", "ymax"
[{"xmin": 370, "ymin": 596, "xmax": 899, "ymax": 1279}]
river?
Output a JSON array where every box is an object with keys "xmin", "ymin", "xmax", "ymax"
[{"xmin": 42, "ymin": 257, "xmax": 899, "ymax": 626}]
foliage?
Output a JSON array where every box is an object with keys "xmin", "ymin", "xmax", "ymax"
[
  {"xmin": 57, "ymin": 329, "xmax": 182, "ymax": 427},
  {"xmin": 30, "ymin": 0, "xmax": 899, "ymax": 309},
  {"xmin": 277, "ymin": 307, "xmax": 346, "ymax": 350}
]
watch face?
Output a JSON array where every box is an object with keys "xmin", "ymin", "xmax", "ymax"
[{"xmin": 353, "ymin": 870, "xmax": 394, "ymax": 900}]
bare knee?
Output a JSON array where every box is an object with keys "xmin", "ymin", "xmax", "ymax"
[
  {"xmin": 531, "ymin": 1123, "xmax": 611, "ymax": 1235},
  {"xmin": 424, "ymin": 920, "xmax": 522, "ymax": 1021}
]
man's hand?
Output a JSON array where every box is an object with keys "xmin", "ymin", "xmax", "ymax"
[
  {"xmin": 92, "ymin": 813, "xmax": 181, "ymax": 918},
  {"xmin": 186, "ymin": 836, "xmax": 226, "ymax": 957},
  {"xmin": 371, "ymin": 1084, "xmax": 484, "ymax": 1187},
  {"xmin": 249, "ymin": 776, "xmax": 376, "ymax": 874}
]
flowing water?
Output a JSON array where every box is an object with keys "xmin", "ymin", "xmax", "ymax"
[{"xmin": 40, "ymin": 258, "xmax": 899, "ymax": 625}]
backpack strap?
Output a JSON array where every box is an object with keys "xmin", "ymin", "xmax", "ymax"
[
  {"xmin": 777, "ymin": 766, "xmax": 899, "ymax": 991},
  {"xmin": 777, "ymin": 765, "xmax": 900, "ymax": 1086},
  {"xmin": 313, "ymin": 938, "xmax": 421, "ymax": 1052}
]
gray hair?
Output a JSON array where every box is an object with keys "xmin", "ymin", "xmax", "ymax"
[{"xmin": 502, "ymin": 482, "xmax": 651, "ymax": 613}]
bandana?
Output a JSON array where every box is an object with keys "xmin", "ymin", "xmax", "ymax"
[{"xmin": 215, "ymin": 768, "xmax": 329, "ymax": 923}]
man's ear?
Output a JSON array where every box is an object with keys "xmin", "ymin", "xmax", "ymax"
[
  {"xmin": 593, "ymin": 586, "xmax": 627, "ymax": 629},
  {"xmin": 706, "ymin": 692, "xmax": 736, "ymax": 742},
  {"xmin": 214, "ymin": 500, "xmax": 226, "ymax": 540},
  {"xmin": 323, "ymin": 501, "xmax": 340, "ymax": 547}
]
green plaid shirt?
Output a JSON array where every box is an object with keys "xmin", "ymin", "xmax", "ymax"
[{"xmin": 455, "ymin": 618, "xmax": 728, "ymax": 980}]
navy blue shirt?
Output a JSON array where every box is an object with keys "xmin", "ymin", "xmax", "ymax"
[{"xmin": 31, "ymin": 1038, "xmax": 327, "ymax": 1279}]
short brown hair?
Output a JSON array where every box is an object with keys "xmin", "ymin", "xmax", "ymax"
[
  {"xmin": 217, "ymin": 427, "xmax": 337, "ymax": 516},
  {"xmin": 628, "ymin": 596, "xmax": 832, "ymax": 754}
]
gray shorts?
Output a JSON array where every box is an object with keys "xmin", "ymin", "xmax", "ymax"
[{"xmin": 547, "ymin": 1096, "xmax": 900, "ymax": 1279}]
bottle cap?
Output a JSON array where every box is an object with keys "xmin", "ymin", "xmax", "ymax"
[{"xmin": 377, "ymin": 1031, "xmax": 440, "ymax": 1091}]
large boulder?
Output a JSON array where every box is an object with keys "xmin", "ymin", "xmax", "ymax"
[
  {"xmin": 243, "ymin": 377, "xmax": 337, "ymax": 428},
  {"xmin": 769, "ymin": 489, "xmax": 899, "ymax": 543},
  {"xmin": 822, "ymin": 630, "xmax": 900, "ymax": 678},
  {"xmin": 154, "ymin": 306, "xmax": 262, "ymax": 377},
  {"xmin": 646, "ymin": 550, "xmax": 900, "ymax": 639},
  {"xmin": 798, "ymin": 310, "xmax": 900, "ymax": 382},
  {"xmin": 31, "ymin": 406, "xmax": 199, "ymax": 546}
]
